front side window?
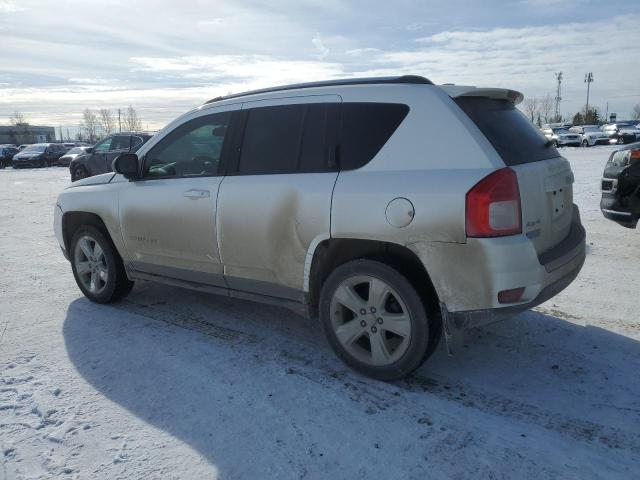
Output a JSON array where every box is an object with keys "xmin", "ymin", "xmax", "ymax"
[
  {"xmin": 94, "ymin": 137, "xmax": 112, "ymax": 153},
  {"xmin": 110, "ymin": 135, "xmax": 131, "ymax": 151},
  {"xmin": 145, "ymin": 111, "xmax": 231, "ymax": 178}
]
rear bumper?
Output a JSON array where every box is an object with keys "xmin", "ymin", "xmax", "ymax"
[
  {"xmin": 410, "ymin": 206, "xmax": 586, "ymax": 331},
  {"xmin": 442, "ymin": 241, "xmax": 584, "ymax": 332}
]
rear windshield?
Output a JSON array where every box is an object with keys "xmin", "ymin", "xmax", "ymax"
[{"xmin": 455, "ymin": 97, "xmax": 559, "ymax": 166}]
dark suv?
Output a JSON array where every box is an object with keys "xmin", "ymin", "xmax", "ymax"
[
  {"xmin": 70, "ymin": 132, "xmax": 153, "ymax": 181},
  {"xmin": 12, "ymin": 143, "xmax": 67, "ymax": 168},
  {"xmin": 601, "ymin": 142, "xmax": 640, "ymax": 228}
]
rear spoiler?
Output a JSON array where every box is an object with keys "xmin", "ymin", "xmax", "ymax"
[{"xmin": 438, "ymin": 85, "xmax": 524, "ymax": 105}]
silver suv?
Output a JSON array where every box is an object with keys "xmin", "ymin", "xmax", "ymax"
[{"xmin": 54, "ymin": 76, "xmax": 586, "ymax": 380}]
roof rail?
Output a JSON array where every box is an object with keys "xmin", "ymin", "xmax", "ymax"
[{"xmin": 204, "ymin": 75, "xmax": 433, "ymax": 104}]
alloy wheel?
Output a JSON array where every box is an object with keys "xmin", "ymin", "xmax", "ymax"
[
  {"xmin": 330, "ymin": 275, "xmax": 412, "ymax": 366},
  {"xmin": 73, "ymin": 235, "xmax": 109, "ymax": 295}
]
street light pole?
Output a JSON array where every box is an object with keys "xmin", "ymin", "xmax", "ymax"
[{"xmin": 584, "ymin": 72, "xmax": 594, "ymax": 114}]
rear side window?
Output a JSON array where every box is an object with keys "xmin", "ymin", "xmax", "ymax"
[
  {"xmin": 339, "ymin": 103, "xmax": 409, "ymax": 170},
  {"xmin": 238, "ymin": 104, "xmax": 334, "ymax": 175},
  {"xmin": 455, "ymin": 97, "xmax": 558, "ymax": 166}
]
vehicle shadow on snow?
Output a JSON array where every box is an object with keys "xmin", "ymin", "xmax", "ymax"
[{"xmin": 63, "ymin": 283, "xmax": 640, "ymax": 473}]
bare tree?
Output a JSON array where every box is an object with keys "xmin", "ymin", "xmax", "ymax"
[
  {"xmin": 539, "ymin": 93, "xmax": 554, "ymax": 124},
  {"xmin": 523, "ymin": 96, "xmax": 539, "ymax": 123},
  {"xmin": 9, "ymin": 111, "xmax": 27, "ymax": 125},
  {"xmin": 99, "ymin": 108, "xmax": 116, "ymax": 134},
  {"xmin": 632, "ymin": 103, "xmax": 640, "ymax": 120},
  {"xmin": 80, "ymin": 109, "xmax": 100, "ymax": 143},
  {"xmin": 122, "ymin": 105, "xmax": 142, "ymax": 132}
]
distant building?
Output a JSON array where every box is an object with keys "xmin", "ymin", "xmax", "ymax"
[{"xmin": 0, "ymin": 124, "xmax": 56, "ymax": 145}]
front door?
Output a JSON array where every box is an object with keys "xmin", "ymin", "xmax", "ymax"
[
  {"xmin": 118, "ymin": 107, "xmax": 236, "ymax": 286},
  {"xmin": 87, "ymin": 136, "xmax": 112, "ymax": 175}
]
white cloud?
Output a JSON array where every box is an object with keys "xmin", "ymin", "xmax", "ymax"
[
  {"xmin": 0, "ymin": 0, "xmax": 23, "ymax": 12},
  {"xmin": 311, "ymin": 34, "xmax": 330, "ymax": 60},
  {"xmin": 345, "ymin": 48, "xmax": 381, "ymax": 56}
]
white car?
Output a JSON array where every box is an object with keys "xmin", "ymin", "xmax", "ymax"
[
  {"xmin": 569, "ymin": 125, "xmax": 611, "ymax": 147},
  {"xmin": 541, "ymin": 126, "xmax": 581, "ymax": 147}
]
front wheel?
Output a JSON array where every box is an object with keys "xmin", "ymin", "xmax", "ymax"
[
  {"xmin": 581, "ymin": 139, "xmax": 589, "ymax": 147},
  {"xmin": 70, "ymin": 226, "xmax": 134, "ymax": 303},
  {"xmin": 71, "ymin": 165, "xmax": 88, "ymax": 181},
  {"xmin": 319, "ymin": 259, "xmax": 437, "ymax": 381}
]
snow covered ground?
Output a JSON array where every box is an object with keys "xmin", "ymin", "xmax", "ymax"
[{"xmin": 1, "ymin": 146, "xmax": 638, "ymax": 479}]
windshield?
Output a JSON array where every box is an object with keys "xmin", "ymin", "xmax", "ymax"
[
  {"xmin": 67, "ymin": 147, "xmax": 84, "ymax": 154},
  {"xmin": 584, "ymin": 126, "xmax": 600, "ymax": 132},
  {"xmin": 455, "ymin": 97, "xmax": 558, "ymax": 166},
  {"xmin": 22, "ymin": 145, "xmax": 46, "ymax": 153},
  {"xmin": 553, "ymin": 128, "xmax": 571, "ymax": 134}
]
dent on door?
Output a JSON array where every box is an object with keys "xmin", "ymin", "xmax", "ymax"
[{"xmin": 217, "ymin": 173, "xmax": 337, "ymax": 299}]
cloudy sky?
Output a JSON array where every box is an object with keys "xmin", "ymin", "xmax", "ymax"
[{"xmin": 1, "ymin": 0, "xmax": 639, "ymax": 133}]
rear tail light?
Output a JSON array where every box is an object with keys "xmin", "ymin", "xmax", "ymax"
[{"xmin": 466, "ymin": 168, "xmax": 522, "ymax": 237}]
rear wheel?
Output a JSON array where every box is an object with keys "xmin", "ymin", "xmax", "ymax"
[
  {"xmin": 319, "ymin": 259, "xmax": 436, "ymax": 381},
  {"xmin": 71, "ymin": 165, "xmax": 88, "ymax": 181},
  {"xmin": 70, "ymin": 226, "xmax": 134, "ymax": 303}
]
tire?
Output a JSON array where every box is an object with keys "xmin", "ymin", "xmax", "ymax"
[
  {"xmin": 71, "ymin": 165, "xmax": 88, "ymax": 182},
  {"xmin": 70, "ymin": 225, "xmax": 134, "ymax": 303},
  {"xmin": 581, "ymin": 139, "xmax": 589, "ymax": 147},
  {"xmin": 319, "ymin": 259, "xmax": 437, "ymax": 381}
]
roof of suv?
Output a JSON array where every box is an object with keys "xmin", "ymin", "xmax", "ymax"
[{"xmin": 204, "ymin": 75, "xmax": 433, "ymax": 104}]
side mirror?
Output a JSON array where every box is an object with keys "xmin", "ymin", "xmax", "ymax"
[
  {"xmin": 85, "ymin": 147, "xmax": 94, "ymax": 154},
  {"xmin": 112, "ymin": 153, "xmax": 140, "ymax": 180}
]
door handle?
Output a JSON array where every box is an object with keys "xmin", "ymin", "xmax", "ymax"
[{"xmin": 183, "ymin": 189, "xmax": 210, "ymax": 199}]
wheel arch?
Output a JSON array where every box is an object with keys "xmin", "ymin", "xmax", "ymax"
[
  {"xmin": 62, "ymin": 211, "xmax": 112, "ymax": 254},
  {"xmin": 307, "ymin": 237, "xmax": 441, "ymax": 321}
]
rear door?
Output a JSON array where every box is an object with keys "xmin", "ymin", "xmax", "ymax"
[
  {"xmin": 456, "ymin": 97, "xmax": 574, "ymax": 255},
  {"xmin": 217, "ymin": 96, "xmax": 340, "ymax": 299}
]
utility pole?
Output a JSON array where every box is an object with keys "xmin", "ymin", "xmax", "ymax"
[
  {"xmin": 554, "ymin": 72, "xmax": 562, "ymax": 121},
  {"xmin": 59, "ymin": 125, "xmax": 63, "ymax": 142},
  {"xmin": 584, "ymin": 72, "xmax": 594, "ymax": 114},
  {"xmin": 118, "ymin": 108, "xmax": 122, "ymax": 132}
]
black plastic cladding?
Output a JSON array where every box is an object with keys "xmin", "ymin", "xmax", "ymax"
[{"xmin": 204, "ymin": 75, "xmax": 433, "ymax": 104}]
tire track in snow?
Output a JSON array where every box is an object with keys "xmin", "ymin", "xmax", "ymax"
[{"xmin": 108, "ymin": 298, "xmax": 640, "ymax": 457}]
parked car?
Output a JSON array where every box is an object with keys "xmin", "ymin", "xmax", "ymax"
[
  {"xmin": 54, "ymin": 76, "xmax": 585, "ymax": 380},
  {"xmin": 12, "ymin": 143, "xmax": 67, "ymax": 168},
  {"xmin": 601, "ymin": 122, "xmax": 640, "ymax": 144},
  {"xmin": 569, "ymin": 125, "xmax": 611, "ymax": 147},
  {"xmin": 600, "ymin": 142, "xmax": 640, "ymax": 228},
  {"xmin": 0, "ymin": 144, "xmax": 19, "ymax": 168},
  {"xmin": 56, "ymin": 146, "xmax": 90, "ymax": 167},
  {"xmin": 541, "ymin": 125, "xmax": 581, "ymax": 147},
  {"xmin": 69, "ymin": 132, "xmax": 153, "ymax": 181},
  {"xmin": 17, "ymin": 144, "xmax": 29, "ymax": 151}
]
